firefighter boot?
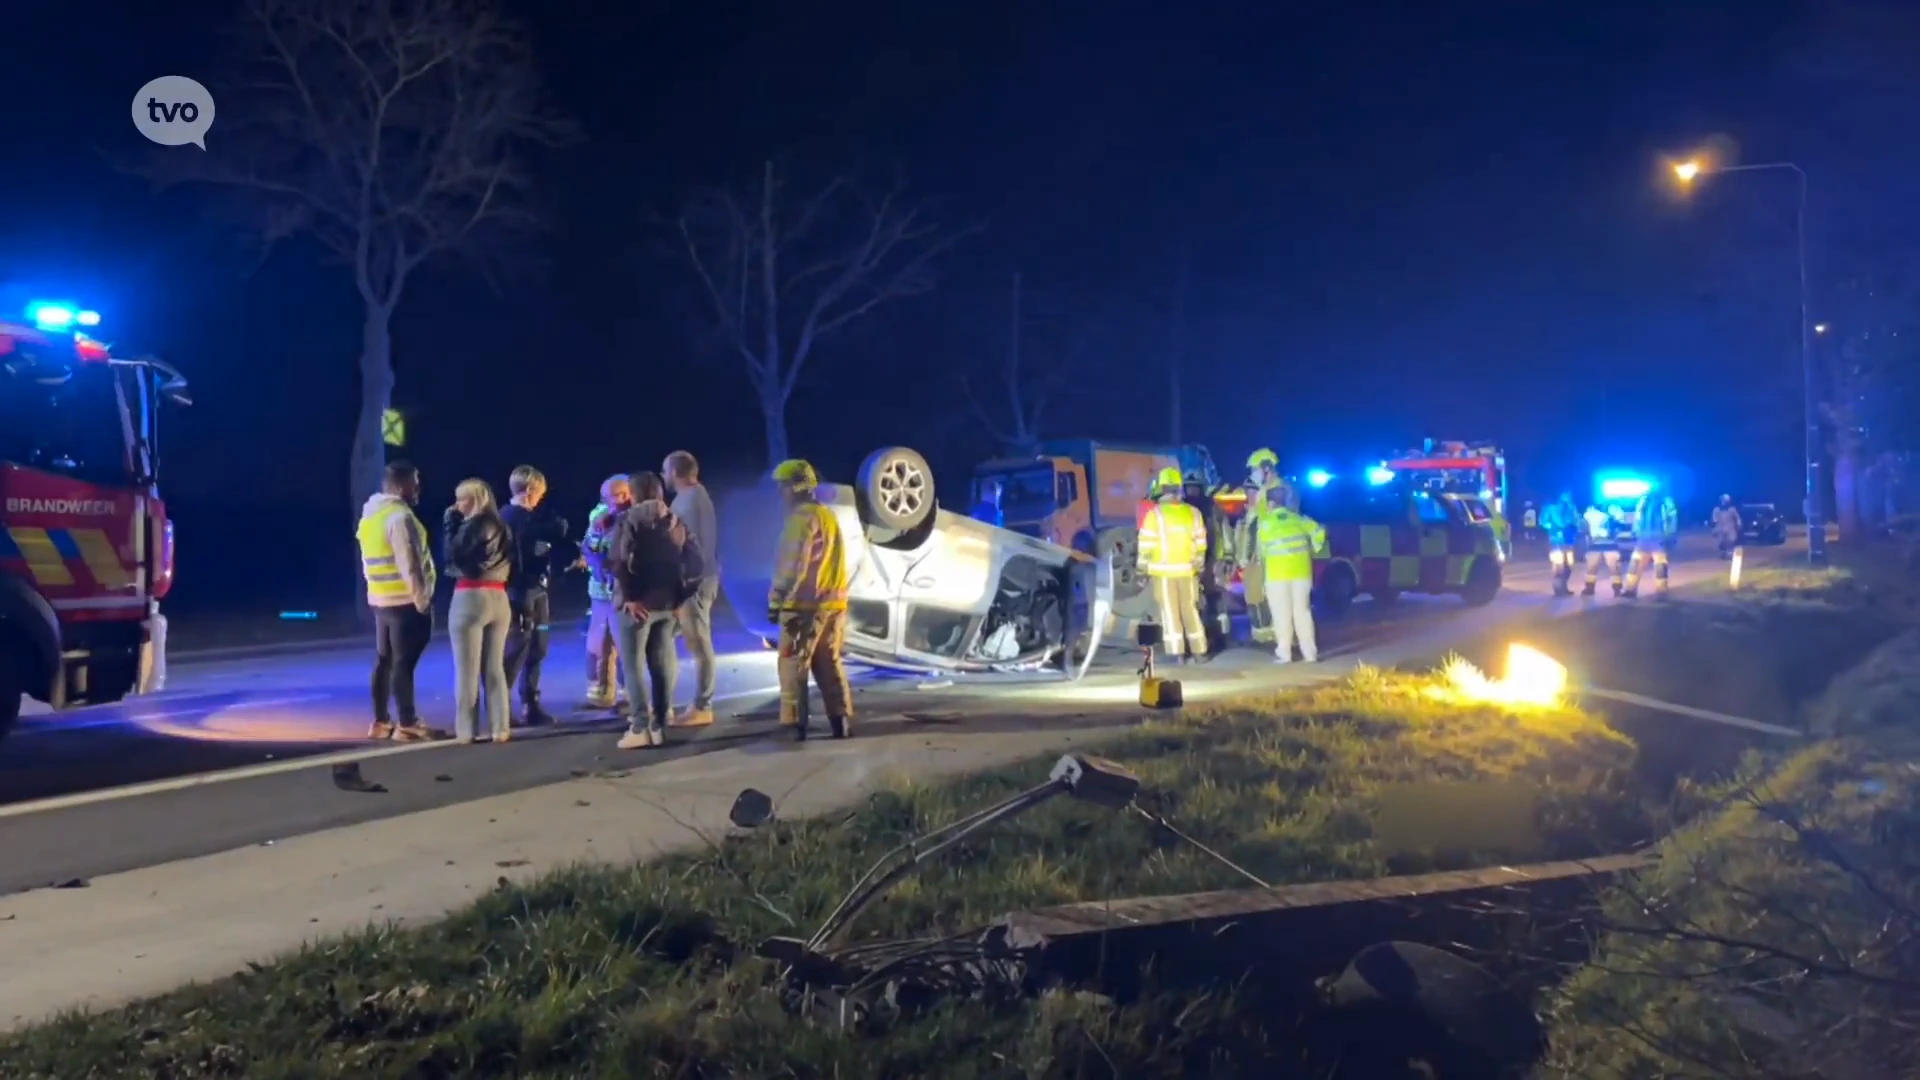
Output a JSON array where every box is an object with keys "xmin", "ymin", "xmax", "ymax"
[
  {"xmin": 829, "ymin": 715, "xmax": 850, "ymax": 739},
  {"xmin": 1551, "ymin": 563, "xmax": 1572, "ymax": 597},
  {"xmin": 1654, "ymin": 559, "xmax": 1670, "ymax": 600},
  {"xmin": 1579, "ymin": 582, "xmax": 1595, "ymax": 597}
]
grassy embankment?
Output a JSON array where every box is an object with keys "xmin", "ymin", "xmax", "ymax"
[
  {"xmin": 2, "ymin": 665, "xmax": 1641, "ymax": 1079},
  {"xmin": 1542, "ymin": 545, "xmax": 1920, "ymax": 1079}
]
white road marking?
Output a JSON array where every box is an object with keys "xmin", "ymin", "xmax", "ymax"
[{"xmin": 0, "ymin": 682, "xmax": 788, "ymax": 819}]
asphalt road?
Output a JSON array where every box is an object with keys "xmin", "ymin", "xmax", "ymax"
[{"xmin": 0, "ymin": 541, "xmax": 1769, "ymax": 896}]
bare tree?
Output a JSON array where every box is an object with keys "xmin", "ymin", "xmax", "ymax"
[
  {"xmin": 147, "ymin": 0, "xmax": 570, "ymax": 510},
  {"xmin": 673, "ymin": 161, "xmax": 979, "ymax": 466},
  {"xmin": 961, "ymin": 272, "xmax": 1102, "ymax": 457}
]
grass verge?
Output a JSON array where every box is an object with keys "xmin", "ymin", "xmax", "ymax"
[
  {"xmin": 1542, "ymin": 552, "xmax": 1920, "ymax": 1079},
  {"xmin": 2, "ymin": 667, "xmax": 1640, "ymax": 1080}
]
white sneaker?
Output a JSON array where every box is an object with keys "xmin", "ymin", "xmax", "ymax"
[
  {"xmin": 1272, "ymin": 652, "xmax": 1291, "ymax": 664},
  {"xmin": 648, "ymin": 729, "xmax": 666, "ymax": 747},
  {"xmin": 616, "ymin": 730, "xmax": 653, "ymax": 750}
]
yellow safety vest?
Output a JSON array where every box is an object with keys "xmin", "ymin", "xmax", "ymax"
[
  {"xmin": 1138, "ymin": 501, "xmax": 1205, "ymax": 578},
  {"xmin": 1257, "ymin": 507, "xmax": 1326, "ymax": 581},
  {"xmin": 770, "ymin": 501, "xmax": 849, "ymax": 612},
  {"xmin": 357, "ymin": 500, "xmax": 434, "ymax": 603}
]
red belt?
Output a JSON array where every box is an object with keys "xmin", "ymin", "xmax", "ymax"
[{"xmin": 455, "ymin": 580, "xmax": 506, "ymax": 591}]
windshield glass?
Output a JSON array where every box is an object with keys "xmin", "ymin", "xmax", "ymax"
[
  {"xmin": 0, "ymin": 362, "xmax": 133, "ymax": 487},
  {"xmin": 973, "ymin": 466, "xmax": 1056, "ymax": 523}
]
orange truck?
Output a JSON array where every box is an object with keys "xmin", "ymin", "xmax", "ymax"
[
  {"xmin": 1, "ymin": 304, "xmax": 190, "ymax": 741},
  {"xmin": 970, "ymin": 439, "xmax": 1227, "ymax": 624}
]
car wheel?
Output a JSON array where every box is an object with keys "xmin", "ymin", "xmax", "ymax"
[
  {"xmin": 1094, "ymin": 526, "xmax": 1155, "ymax": 622},
  {"xmin": 1461, "ymin": 556, "xmax": 1501, "ymax": 607},
  {"xmin": 1313, "ymin": 563, "xmax": 1356, "ymax": 620},
  {"xmin": 855, "ymin": 446, "xmax": 936, "ymax": 533}
]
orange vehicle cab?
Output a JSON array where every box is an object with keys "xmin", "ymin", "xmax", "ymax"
[{"xmin": 0, "ymin": 303, "xmax": 190, "ymax": 741}]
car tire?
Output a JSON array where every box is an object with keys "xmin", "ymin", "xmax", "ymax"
[
  {"xmin": 1095, "ymin": 526, "xmax": 1156, "ymax": 622},
  {"xmin": 854, "ymin": 446, "xmax": 936, "ymax": 533},
  {"xmin": 1314, "ymin": 563, "xmax": 1356, "ymax": 621},
  {"xmin": 1461, "ymin": 556, "xmax": 1501, "ymax": 607}
]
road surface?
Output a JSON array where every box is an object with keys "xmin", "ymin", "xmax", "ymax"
[{"xmin": 0, "ymin": 541, "xmax": 1758, "ymax": 896}]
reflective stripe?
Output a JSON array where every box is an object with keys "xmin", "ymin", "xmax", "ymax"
[{"xmin": 357, "ymin": 501, "xmax": 433, "ymax": 602}]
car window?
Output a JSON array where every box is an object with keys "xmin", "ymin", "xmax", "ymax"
[{"xmin": 1414, "ymin": 492, "xmax": 1451, "ymax": 525}]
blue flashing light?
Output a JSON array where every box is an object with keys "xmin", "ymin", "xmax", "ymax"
[
  {"xmin": 279, "ymin": 610, "xmax": 320, "ymax": 621},
  {"xmin": 24, "ymin": 302, "xmax": 100, "ymax": 331},
  {"xmin": 1599, "ymin": 477, "xmax": 1651, "ymax": 501},
  {"xmin": 1366, "ymin": 466, "xmax": 1396, "ymax": 485},
  {"xmin": 1306, "ymin": 469, "xmax": 1334, "ymax": 488}
]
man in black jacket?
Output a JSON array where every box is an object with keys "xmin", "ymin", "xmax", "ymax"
[{"xmin": 500, "ymin": 466, "xmax": 568, "ymax": 725}]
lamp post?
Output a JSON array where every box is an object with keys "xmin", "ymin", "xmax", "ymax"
[{"xmin": 1673, "ymin": 158, "xmax": 1827, "ymax": 565}]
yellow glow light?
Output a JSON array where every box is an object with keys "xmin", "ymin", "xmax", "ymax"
[
  {"xmin": 1674, "ymin": 160, "xmax": 1702, "ymax": 182},
  {"xmin": 1433, "ymin": 643, "xmax": 1568, "ymax": 708}
]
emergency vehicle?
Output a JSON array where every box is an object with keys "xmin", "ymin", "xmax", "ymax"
[
  {"xmin": 1383, "ymin": 439, "xmax": 1512, "ymax": 554},
  {"xmin": 1591, "ymin": 471, "xmax": 1655, "ymax": 547},
  {"xmin": 1296, "ymin": 475, "xmax": 1504, "ymax": 618},
  {"xmin": 0, "ymin": 303, "xmax": 188, "ymax": 742}
]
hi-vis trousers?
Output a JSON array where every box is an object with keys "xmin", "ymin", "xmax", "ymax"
[
  {"xmin": 1548, "ymin": 545, "xmax": 1578, "ymax": 594},
  {"xmin": 1583, "ymin": 546, "xmax": 1622, "ymax": 593},
  {"xmin": 1149, "ymin": 572, "xmax": 1210, "ymax": 657},
  {"xmin": 776, "ymin": 607, "xmax": 853, "ymax": 727},
  {"xmin": 1624, "ymin": 543, "xmax": 1671, "ymax": 597},
  {"xmin": 1242, "ymin": 554, "xmax": 1274, "ymax": 642}
]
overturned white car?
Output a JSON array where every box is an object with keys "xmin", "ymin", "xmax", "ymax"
[{"xmin": 717, "ymin": 447, "xmax": 1115, "ymax": 676}]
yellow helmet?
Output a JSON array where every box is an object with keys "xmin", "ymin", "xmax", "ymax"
[
  {"xmin": 1155, "ymin": 466, "xmax": 1184, "ymax": 493},
  {"xmin": 771, "ymin": 459, "xmax": 819, "ymax": 490},
  {"xmin": 1247, "ymin": 447, "xmax": 1279, "ymax": 469}
]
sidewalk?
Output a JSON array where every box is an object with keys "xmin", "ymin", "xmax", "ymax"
[{"xmin": 0, "ymin": 724, "xmax": 1133, "ymax": 1032}]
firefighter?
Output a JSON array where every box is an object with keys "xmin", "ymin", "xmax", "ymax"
[
  {"xmin": 1235, "ymin": 448, "xmax": 1290, "ymax": 646},
  {"xmin": 1540, "ymin": 490, "xmax": 1581, "ymax": 596},
  {"xmin": 1138, "ymin": 466, "xmax": 1209, "ymax": 662},
  {"xmin": 1623, "ymin": 489, "xmax": 1680, "ymax": 599},
  {"xmin": 1256, "ymin": 497, "xmax": 1327, "ymax": 663},
  {"xmin": 768, "ymin": 459, "xmax": 854, "ymax": 740},
  {"xmin": 1183, "ymin": 471, "xmax": 1232, "ymax": 652},
  {"xmin": 1581, "ymin": 502, "xmax": 1624, "ymax": 597},
  {"xmin": 1711, "ymin": 495, "xmax": 1742, "ymax": 559}
]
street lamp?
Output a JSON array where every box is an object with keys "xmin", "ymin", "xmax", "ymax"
[{"xmin": 1673, "ymin": 157, "xmax": 1827, "ymax": 565}]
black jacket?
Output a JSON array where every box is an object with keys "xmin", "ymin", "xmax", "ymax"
[
  {"xmin": 443, "ymin": 508, "xmax": 513, "ymax": 583},
  {"xmin": 499, "ymin": 503, "xmax": 568, "ymax": 593},
  {"xmin": 610, "ymin": 500, "xmax": 705, "ymax": 612}
]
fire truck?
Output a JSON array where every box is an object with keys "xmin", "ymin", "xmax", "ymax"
[
  {"xmin": 1382, "ymin": 439, "xmax": 1512, "ymax": 555},
  {"xmin": 0, "ymin": 303, "xmax": 189, "ymax": 742}
]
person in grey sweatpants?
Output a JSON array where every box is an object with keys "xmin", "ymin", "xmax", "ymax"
[{"xmin": 444, "ymin": 477, "xmax": 515, "ymax": 743}]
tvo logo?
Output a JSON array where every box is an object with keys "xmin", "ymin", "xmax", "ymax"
[{"xmin": 131, "ymin": 76, "xmax": 216, "ymax": 149}]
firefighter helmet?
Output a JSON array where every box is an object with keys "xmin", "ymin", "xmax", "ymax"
[
  {"xmin": 771, "ymin": 459, "xmax": 819, "ymax": 490},
  {"xmin": 1247, "ymin": 447, "xmax": 1279, "ymax": 469},
  {"xmin": 1154, "ymin": 466, "xmax": 1184, "ymax": 494}
]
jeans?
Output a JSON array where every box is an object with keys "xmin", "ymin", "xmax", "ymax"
[
  {"xmin": 676, "ymin": 579, "xmax": 719, "ymax": 710},
  {"xmin": 371, "ymin": 605, "xmax": 433, "ymax": 726},
  {"xmin": 619, "ymin": 608, "xmax": 678, "ymax": 734},
  {"xmin": 585, "ymin": 597, "xmax": 623, "ymax": 696},
  {"xmin": 450, "ymin": 586, "xmax": 512, "ymax": 740},
  {"xmin": 502, "ymin": 587, "xmax": 550, "ymax": 708}
]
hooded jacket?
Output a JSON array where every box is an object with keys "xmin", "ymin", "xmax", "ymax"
[
  {"xmin": 582, "ymin": 476, "xmax": 628, "ymax": 603},
  {"xmin": 610, "ymin": 499, "xmax": 705, "ymax": 612},
  {"xmin": 358, "ymin": 493, "xmax": 436, "ymax": 611}
]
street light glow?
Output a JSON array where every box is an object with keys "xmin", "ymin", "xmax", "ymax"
[
  {"xmin": 1814, "ymin": 323, "xmax": 1829, "ymax": 334},
  {"xmin": 1674, "ymin": 160, "xmax": 1702, "ymax": 182}
]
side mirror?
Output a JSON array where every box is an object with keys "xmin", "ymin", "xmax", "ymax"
[
  {"xmin": 729, "ymin": 788, "xmax": 775, "ymax": 829},
  {"xmin": 160, "ymin": 378, "xmax": 193, "ymax": 407}
]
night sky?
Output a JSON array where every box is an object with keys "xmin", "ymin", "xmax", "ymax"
[{"xmin": 6, "ymin": 0, "xmax": 1915, "ymax": 601}]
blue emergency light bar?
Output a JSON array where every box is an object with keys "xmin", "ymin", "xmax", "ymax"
[
  {"xmin": 1598, "ymin": 476, "xmax": 1652, "ymax": 500},
  {"xmin": 1366, "ymin": 466, "xmax": 1396, "ymax": 485},
  {"xmin": 25, "ymin": 302, "xmax": 101, "ymax": 331},
  {"xmin": 1306, "ymin": 469, "xmax": 1334, "ymax": 488}
]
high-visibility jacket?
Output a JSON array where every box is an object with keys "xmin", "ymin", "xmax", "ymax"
[
  {"xmin": 357, "ymin": 498, "xmax": 435, "ymax": 606},
  {"xmin": 770, "ymin": 500, "xmax": 849, "ymax": 612},
  {"xmin": 1636, "ymin": 494, "xmax": 1680, "ymax": 539},
  {"xmin": 1540, "ymin": 499, "xmax": 1580, "ymax": 543},
  {"xmin": 1584, "ymin": 507, "xmax": 1613, "ymax": 541},
  {"xmin": 1256, "ymin": 507, "xmax": 1326, "ymax": 581},
  {"xmin": 1138, "ymin": 500, "xmax": 1205, "ymax": 578}
]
